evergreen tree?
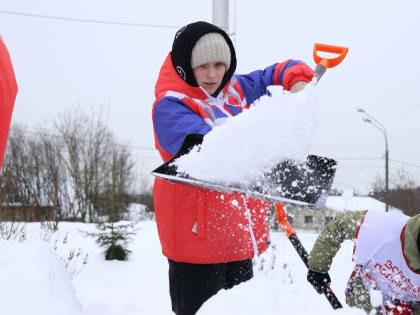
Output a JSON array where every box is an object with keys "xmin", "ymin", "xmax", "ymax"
[
  {"xmin": 88, "ymin": 152, "xmax": 138, "ymax": 260},
  {"xmin": 93, "ymin": 221, "xmax": 136, "ymax": 260}
]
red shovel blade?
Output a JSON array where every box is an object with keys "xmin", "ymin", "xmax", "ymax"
[{"xmin": 0, "ymin": 35, "xmax": 18, "ymax": 170}]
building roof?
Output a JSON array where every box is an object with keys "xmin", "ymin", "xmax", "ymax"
[
  {"xmin": 324, "ymin": 191, "xmax": 402, "ymax": 213},
  {"xmin": 325, "ymin": 196, "xmax": 384, "ymax": 212}
]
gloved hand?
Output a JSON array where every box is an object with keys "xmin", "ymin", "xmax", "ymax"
[
  {"xmin": 307, "ymin": 269, "xmax": 331, "ymax": 294},
  {"xmin": 282, "ymin": 62, "xmax": 315, "ymax": 91}
]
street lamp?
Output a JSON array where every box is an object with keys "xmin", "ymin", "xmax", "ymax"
[{"xmin": 357, "ymin": 108, "xmax": 389, "ymax": 212}]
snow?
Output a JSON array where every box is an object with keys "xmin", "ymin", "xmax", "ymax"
[
  {"xmin": 0, "ymin": 240, "xmax": 83, "ymax": 315},
  {"xmin": 175, "ymin": 85, "xmax": 320, "ymax": 185},
  {"xmin": 369, "ymin": 289, "xmax": 383, "ymax": 308},
  {"xmin": 325, "ymin": 195, "xmax": 395, "ymax": 213},
  {"xmin": 126, "ymin": 202, "xmax": 153, "ymax": 221},
  {"xmin": 199, "ymin": 230, "xmax": 365, "ymax": 315},
  {"xmin": 1, "ymin": 218, "xmax": 373, "ymax": 315}
]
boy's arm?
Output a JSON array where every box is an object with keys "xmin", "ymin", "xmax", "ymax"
[
  {"xmin": 234, "ymin": 60, "xmax": 314, "ymax": 105},
  {"xmin": 308, "ymin": 211, "xmax": 365, "ymax": 273},
  {"xmin": 153, "ymin": 97, "xmax": 211, "ymax": 157}
]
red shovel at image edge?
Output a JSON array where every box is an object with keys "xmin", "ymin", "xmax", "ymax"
[{"xmin": 0, "ymin": 35, "xmax": 18, "ymax": 171}]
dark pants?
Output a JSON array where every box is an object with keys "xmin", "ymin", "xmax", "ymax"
[{"xmin": 168, "ymin": 259, "xmax": 253, "ymax": 315}]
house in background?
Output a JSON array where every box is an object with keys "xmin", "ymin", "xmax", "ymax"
[{"xmin": 285, "ymin": 191, "xmax": 398, "ymax": 232}]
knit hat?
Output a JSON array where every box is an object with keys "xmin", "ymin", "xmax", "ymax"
[
  {"xmin": 171, "ymin": 21, "xmax": 236, "ymax": 95},
  {"xmin": 191, "ymin": 32, "xmax": 231, "ymax": 69}
]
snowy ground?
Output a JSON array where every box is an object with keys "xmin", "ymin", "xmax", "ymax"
[{"xmin": 1, "ymin": 216, "xmax": 368, "ymax": 315}]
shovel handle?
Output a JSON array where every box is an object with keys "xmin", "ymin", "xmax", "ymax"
[
  {"xmin": 274, "ymin": 203, "xmax": 295, "ymax": 238},
  {"xmin": 313, "ymin": 43, "xmax": 348, "ymax": 82},
  {"xmin": 274, "ymin": 203, "xmax": 343, "ymax": 310}
]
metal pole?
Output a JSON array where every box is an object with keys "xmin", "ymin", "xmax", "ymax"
[
  {"xmin": 357, "ymin": 108, "xmax": 389, "ymax": 212},
  {"xmin": 212, "ymin": 0, "xmax": 229, "ymax": 33}
]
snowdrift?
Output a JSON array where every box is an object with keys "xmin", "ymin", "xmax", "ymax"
[{"xmin": 0, "ymin": 240, "xmax": 83, "ymax": 315}]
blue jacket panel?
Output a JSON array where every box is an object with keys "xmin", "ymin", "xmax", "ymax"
[{"xmin": 153, "ymin": 96, "xmax": 212, "ymax": 155}]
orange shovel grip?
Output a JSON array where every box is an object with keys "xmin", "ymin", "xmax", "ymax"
[
  {"xmin": 313, "ymin": 43, "xmax": 348, "ymax": 69},
  {"xmin": 274, "ymin": 203, "xmax": 295, "ymax": 238}
]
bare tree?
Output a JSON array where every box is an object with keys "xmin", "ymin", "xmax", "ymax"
[
  {"xmin": 2, "ymin": 124, "xmax": 32, "ymax": 207},
  {"xmin": 54, "ymin": 108, "xmax": 136, "ymax": 222},
  {"xmin": 2, "ymin": 107, "xmax": 137, "ymax": 222},
  {"xmin": 36, "ymin": 129, "xmax": 63, "ymax": 218},
  {"xmin": 371, "ymin": 168, "xmax": 420, "ymax": 216}
]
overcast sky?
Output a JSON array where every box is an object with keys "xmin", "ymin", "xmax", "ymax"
[{"xmin": 1, "ymin": 0, "xmax": 420, "ymax": 194}]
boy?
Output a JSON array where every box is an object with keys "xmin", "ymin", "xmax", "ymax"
[{"xmin": 152, "ymin": 21, "xmax": 314, "ymax": 314}]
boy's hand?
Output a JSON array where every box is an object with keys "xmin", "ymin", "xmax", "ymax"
[
  {"xmin": 283, "ymin": 62, "xmax": 314, "ymax": 91},
  {"xmin": 290, "ymin": 81, "xmax": 307, "ymax": 93}
]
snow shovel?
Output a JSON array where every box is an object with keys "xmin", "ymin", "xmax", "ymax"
[
  {"xmin": 151, "ymin": 42, "xmax": 348, "ymax": 210},
  {"xmin": 0, "ymin": 35, "xmax": 18, "ymax": 170},
  {"xmin": 274, "ymin": 203, "xmax": 343, "ymax": 309},
  {"xmin": 152, "ymin": 133, "xmax": 337, "ymax": 210},
  {"xmin": 272, "ymin": 43, "xmax": 347, "ymax": 310}
]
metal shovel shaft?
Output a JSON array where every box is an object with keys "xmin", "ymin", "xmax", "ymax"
[{"xmin": 274, "ymin": 203, "xmax": 343, "ymax": 310}]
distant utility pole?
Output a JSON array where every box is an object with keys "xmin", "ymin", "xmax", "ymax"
[
  {"xmin": 357, "ymin": 108, "xmax": 389, "ymax": 212},
  {"xmin": 212, "ymin": 0, "xmax": 229, "ymax": 33}
]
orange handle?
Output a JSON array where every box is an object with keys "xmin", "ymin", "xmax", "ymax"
[
  {"xmin": 313, "ymin": 43, "xmax": 348, "ymax": 69},
  {"xmin": 274, "ymin": 203, "xmax": 295, "ymax": 238}
]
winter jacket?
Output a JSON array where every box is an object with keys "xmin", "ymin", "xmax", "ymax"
[
  {"xmin": 308, "ymin": 210, "xmax": 420, "ymax": 314},
  {"xmin": 0, "ymin": 35, "xmax": 18, "ymax": 170},
  {"xmin": 152, "ymin": 52, "xmax": 307, "ymax": 264}
]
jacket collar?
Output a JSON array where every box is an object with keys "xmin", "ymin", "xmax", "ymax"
[
  {"xmin": 155, "ymin": 53, "xmax": 209, "ymax": 101},
  {"xmin": 155, "ymin": 53, "xmax": 233, "ymax": 103}
]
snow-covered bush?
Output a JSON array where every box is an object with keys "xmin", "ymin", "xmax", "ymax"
[
  {"xmin": 87, "ymin": 221, "xmax": 138, "ymax": 261},
  {"xmin": 40, "ymin": 218, "xmax": 88, "ymax": 278}
]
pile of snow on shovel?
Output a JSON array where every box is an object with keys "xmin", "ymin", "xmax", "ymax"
[{"xmin": 175, "ymin": 85, "xmax": 320, "ymax": 185}]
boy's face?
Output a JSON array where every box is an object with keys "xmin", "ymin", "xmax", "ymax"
[{"xmin": 193, "ymin": 61, "xmax": 226, "ymax": 95}]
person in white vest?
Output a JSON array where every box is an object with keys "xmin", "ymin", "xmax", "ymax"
[{"xmin": 307, "ymin": 210, "xmax": 420, "ymax": 314}]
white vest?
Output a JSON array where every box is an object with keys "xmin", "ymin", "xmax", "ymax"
[{"xmin": 354, "ymin": 210, "xmax": 420, "ymax": 302}]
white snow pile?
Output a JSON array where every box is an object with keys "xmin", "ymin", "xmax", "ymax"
[
  {"xmin": 325, "ymin": 193, "xmax": 391, "ymax": 213},
  {"xmin": 0, "ymin": 219, "xmax": 382, "ymax": 314},
  {"xmin": 175, "ymin": 85, "xmax": 319, "ymax": 185},
  {"xmin": 125, "ymin": 202, "xmax": 153, "ymax": 221},
  {"xmin": 0, "ymin": 239, "xmax": 83, "ymax": 315},
  {"xmin": 199, "ymin": 230, "xmax": 365, "ymax": 315},
  {"xmin": 369, "ymin": 289, "xmax": 384, "ymax": 308}
]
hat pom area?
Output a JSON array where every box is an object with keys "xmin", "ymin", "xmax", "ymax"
[{"xmin": 191, "ymin": 32, "xmax": 231, "ymax": 70}]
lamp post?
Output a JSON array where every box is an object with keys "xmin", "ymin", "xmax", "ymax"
[{"xmin": 357, "ymin": 108, "xmax": 389, "ymax": 212}]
